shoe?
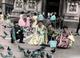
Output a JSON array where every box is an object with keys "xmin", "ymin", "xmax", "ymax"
[{"xmin": 19, "ymin": 41, "xmax": 25, "ymax": 44}]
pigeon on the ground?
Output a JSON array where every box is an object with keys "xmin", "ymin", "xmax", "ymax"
[
  {"xmin": 7, "ymin": 46, "xmax": 13, "ymax": 56},
  {"xmin": 27, "ymin": 50, "xmax": 31, "ymax": 54},
  {"xmin": 35, "ymin": 46, "xmax": 45, "ymax": 52},
  {"xmin": 31, "ymin": 51, "xmax": 39, "ymax": 58},
  {"xmin": 23, "ymin": 50, "xmax": 30, "ymax": 57},
  {"xmin": 40, "ymin": 51, "xmax": 45, "ymax": 58},
  {"xmin": 18, "ymin": 45, "xmax": 25, "ymax": 52},
  {"xmin": 0, "ymin": 44, "xmax": 4, "ymax": 49},
  {"xmin": 50, "ymin": 48, "xmax": 56, "ymax": 54},
  {"xmin": 46, "ymin": 53, "xmax": 52, "ymax": 58}
]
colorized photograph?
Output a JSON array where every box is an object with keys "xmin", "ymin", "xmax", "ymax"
[{"xmin": 0, "ymin": 0, "xmax": 80, "ymax": 58}]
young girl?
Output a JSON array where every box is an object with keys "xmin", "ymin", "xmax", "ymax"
[{"xmin": 56, "ymin": 26, "xmax": 71, "ymax": 48}]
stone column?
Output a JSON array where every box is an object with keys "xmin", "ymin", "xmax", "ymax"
[
  {"xmin": 59, "ymin": 0, "xmax": 65, "ymax": 16},
  {"xmin": 2, "ymin": 0, "xmax": 6, "ymax": 15},
  {"xmin": 42, "ymin": 0, "xmax": 46, "ymax": 14}
]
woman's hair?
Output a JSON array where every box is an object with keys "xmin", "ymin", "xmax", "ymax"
[{"xmin": 62, "ymin": 26, "xmax": 68, "ymax": 29}]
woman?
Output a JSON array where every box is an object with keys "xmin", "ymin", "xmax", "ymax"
[
  {"xmin": 56, "ymin": 26, "xmax": 71, "ymax": 48},
  {"xmin": 28, "ymin": 21, "xmax": 48, "ymax": 45}
]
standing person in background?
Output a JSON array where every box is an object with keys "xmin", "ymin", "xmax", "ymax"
[
  {"xmin": 50, "ymin": 12, "xmax": 56, "ymax": 28},
  {"xmin": 48, "ymin": 12, "xmax": 51, "ymax": 19},
  {"xmin": 56, "ymin": 16, "xmax": 64, "ymax": 29},
  {"xmin": 75, "ymin": 17, "xmax": 80, "ymax": 35}
]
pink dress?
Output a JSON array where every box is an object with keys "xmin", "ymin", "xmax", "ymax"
[{"xmin": 18, "ymin": 15, "xmax": 25, "ymax": 27}]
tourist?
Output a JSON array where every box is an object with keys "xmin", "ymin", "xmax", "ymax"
[
  {"xmin": 50, "ymin": 12, "xmax": 56, "ymax": 28},
  {"xmin": 56, "ymin": 26, "xmax": 71, "ymax": 48},
  {"xmin": 28, "ymin": 21, "xmax": 48, "ymax": 45},
  {"xmin": 11, "ymin": 22, "xmax": 25, "ymax": 43}
]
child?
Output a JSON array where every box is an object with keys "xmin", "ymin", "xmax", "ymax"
[
  {"xmin": 47, "ymin": 24, "xmax": 58, "ymax": 53},
  {"xmin": 56, "ymin": 26, "xmax": 71, "ymax": 48},
  {"xmin": 47, "ymin": 24, "xmax": 58, "ymax": 43}
]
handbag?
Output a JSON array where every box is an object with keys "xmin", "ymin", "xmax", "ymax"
[
  {"xmin": 49, "ymin": 37, "xmax": 57, "ymax": 48},
  {"xmin": 68, "ymin": 33, "xmax": 75, "ymax": 47},
  {"xmin": 68, "ymin": 34, "xmax": 75, "ymax": 42}
]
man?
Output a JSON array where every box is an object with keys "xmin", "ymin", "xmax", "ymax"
[
  {"xmin": 11, "ymin": 22, "xmax": 25, "ymax": 43},
  {"xmin": 76, "ymin": 17, "xmax": 80, "ymax": 35},
  {"xmin": 56, "ymin": 16, "xmax": 64, "ymax": 29}
]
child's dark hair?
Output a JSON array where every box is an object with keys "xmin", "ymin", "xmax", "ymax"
[
  {"xmin": 37, "ymin": 21, "xmax": 43, "ymax": 24},
  {"xmin": 62, "ymin": 26, "xmax": 68, "ymax": 29}
]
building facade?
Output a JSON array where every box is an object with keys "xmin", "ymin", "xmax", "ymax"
[
  {"xmin": 42, "ymin": 0, "xmax": 80, "ymax": 22},
  {"xmin": 0, "ymin": 0, "xmax": 14, "ymax": 15},
  {"xmin": 0, "ymin": 0, "xmax": 79, "ymax": 22}
]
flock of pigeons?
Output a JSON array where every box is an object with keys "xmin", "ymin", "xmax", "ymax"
[{"xmin": 0, "ymin": 45, "xmax": 55, "ymax": 58}]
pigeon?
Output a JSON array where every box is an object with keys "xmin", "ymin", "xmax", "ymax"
[
  {"xmin": 46, "ymin": 53, "xmax": 52, "ymax": 58},
  {"xmin": 23, "ymin": 50, "xmax": 29, "ymax": 57},
  {"xmin": 2, "ymin": 25, "xmax": 7, "ymax": 28},
  {"xmin": 35, "ymin": 46, "xmax": 45, "ymax": 52},
  {"xmin": 23, "ymin": 49, "xmax": 31, "ymax": 57},
  {"xmin": 40, "ymin": 52, "xmax": 45, "ymax": 58},
  {"xmin": 7, "ymin": 46, "xmax": 11, "ymax": 51},
  {"xmin": 31, "ymin": 51, "xmax": 39, "ymax": 58},
  {"xmin": 27, "ymin": 50, "xmax": 31, "ymax": 54},
  {"xmin": 0, "ymin": 35, "xmax": 6, "ymax": 39},
  {"xmin": 0, "ymin": 53, "xmax": 4, "ymax": 57},
  {"xmin": 7, "ymin": 46, "xmax": 13, "ymax": 56},
  {"xmin": 18, "ymin": 45, "xmax": 25, "ymax": 52},
  {"xmin": 4, "ymin": 32, "xmax": 8, "ymax": 36},
  {"xmin": 0, "ymin": 44, "xmax": 4, "ymax": 49},
  {"xmin": 50, "ymin": 49, "xmax": 56, "ymax": 54},
  {"xmin": 0, "ymin": 53, "xmax": 12, "ymax": 58}
]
